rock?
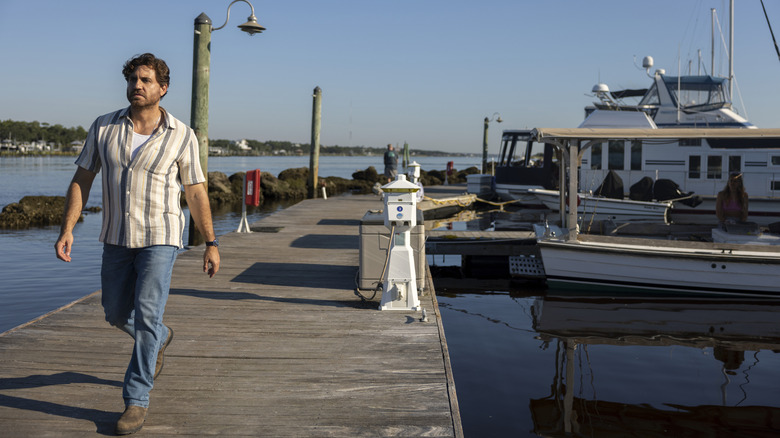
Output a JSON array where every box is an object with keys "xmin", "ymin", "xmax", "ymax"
[
  {"xmin": 454, "ymin": 166, "xmax": 480, "ymax": 183},
  {"xmin": 420, "ymin": 169, "xmax": 443, "ymax": 186},
  {"xmin": 276, "ymin": 167, "xmax": 308, "ymax": 198},
  {"xmin": 208, "ymin": 171, "xmax": 232, "ymax": 193},
  {"xmin": 278, "ymin": 167, "xmax": 308, "ymax": 181},
  {"xmin": 207, "ymin": 171, "xmax": 241, "ymax": 205},
  {"xmin": 352, "ymin": 166, "xmax": 381, "ymax": 183},
  {"xmin": 322, "ymin": 176, "xmax": 375, "ymax": 195},
  {"xmin": 260, "ymin": 172, "xmax": 299, "ymax": 200},
  {"xmin": 419, "ymin": 166, "xmax": 478, "ymax": 185},
  {"xmin": 0, "ymin": 195, "xmax": 76, "ymax": 229},
  {"xmin": 228, "ymin": 172, "xmax": 247, "ymax": 196}
]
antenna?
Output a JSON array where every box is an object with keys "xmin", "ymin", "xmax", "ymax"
[{"xmin": 640, "ymin": 55, "xmax": 655, "ymax": 78}]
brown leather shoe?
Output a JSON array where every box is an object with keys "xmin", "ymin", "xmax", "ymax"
[
  {"xmin": 115, "ymin": 405, "xmax": 147, "ymax": 435},
  {"xmin": 154, "ymin": 327, "xmax": 174, "ymax": 379}
]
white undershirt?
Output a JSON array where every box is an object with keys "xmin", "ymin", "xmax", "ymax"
[
  {"xmin": 131, "ymin": 132, "xmax": 151, "ymax": 160},
  {"xmin": 130, "ymin": 114, "xmax": 161, "ymax": 160}
]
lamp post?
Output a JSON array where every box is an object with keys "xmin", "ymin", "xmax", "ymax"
[
  {"xmin": 189, "ymin": 0, "xmax": 265, "ymax": 245},
  {"xmin": 482, "ymin": 112, "xmax": 502, "ymax": 174}
]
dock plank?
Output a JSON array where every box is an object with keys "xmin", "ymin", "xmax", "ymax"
[{"xmin": 0, "ymin": 192, "xmax": 462, "ymax": 437}]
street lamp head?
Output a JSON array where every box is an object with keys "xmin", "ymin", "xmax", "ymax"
[
  {"xmin": 486, "ymin": 112, "xmax": 502, "ymax": 123},
  {"xmin": 212, "ymin": 0, "xmax": 266, "ymax": 35},
  {"xmin": 238, "ymin": 14, "xmax": 265, "ymax": 35}
]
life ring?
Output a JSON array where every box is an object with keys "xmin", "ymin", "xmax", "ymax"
[
  {"xmin": 446, "ymin": 161, "xmax": 454, "ymax": 176},
  {"xmin": 565, "ymin": 194, "xmax": 581, "ymax": 207}
]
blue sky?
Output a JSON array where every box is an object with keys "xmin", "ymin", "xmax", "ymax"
[{"xmin": 1, "ymin": 0, "xmax": 779, "ymax": 153}]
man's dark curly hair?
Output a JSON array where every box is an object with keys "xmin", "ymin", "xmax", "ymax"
[{"xmin": 122, "ymin": 53, "xmax": 170, "ymax": 91}]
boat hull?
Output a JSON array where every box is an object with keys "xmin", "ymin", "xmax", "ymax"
[
  {"xmin": 529, "ymin": 188, "xmax": 670, "ymax": 224},
  {"xmin": 538, "ymin": 235, "xmax": 780, "ymax": 297},
  {"xmin": 494, "ymin": 184, "xmax": 547, "ymax": 207}
]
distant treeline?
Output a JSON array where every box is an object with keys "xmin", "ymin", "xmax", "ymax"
[
  {"xmin": 1, "ymin": 119, "xmax": 463, "ymax": 156},
  {"xmin": 1, "ymin": 120, "xmax": 87, "ymax": 147},
  {"xmin": 209, "ymin": 139, "xmax": 458, "ymax": 157}
]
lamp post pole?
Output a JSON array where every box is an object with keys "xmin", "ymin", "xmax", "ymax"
[
  {"xmin": 188, "ymin": 13, "xmax": 213, "ymax": 245},
  {"xmin": 482, "ymin": 117, "xmax": 489, "ymax": 174},
  {"xmin": 192, "ymin": 13, "xmax": 212, "ymax": 185},
  {"xmin": 187, "ymin": 0, "xmax": 265, "ymax": 245},
  {"xmin": 482, "ymin": 113, "xmax": 502, "ymax": 174}
]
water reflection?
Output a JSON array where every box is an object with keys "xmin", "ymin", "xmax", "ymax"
[{"xmin": 529, "ymin": 295, "xmax": 780, "ymax": 437}]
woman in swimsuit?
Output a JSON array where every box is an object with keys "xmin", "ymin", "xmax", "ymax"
[{"xmin": 715, "ymin": 172, "xmax": 749, "ymax": 222}]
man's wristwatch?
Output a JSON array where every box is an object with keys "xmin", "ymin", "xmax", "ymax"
[{"xmin": 206, "ymin": 238, "xmax": 219, "ymax": 248}]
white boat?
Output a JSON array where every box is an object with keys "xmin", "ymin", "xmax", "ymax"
[
  {"xmin": 527, "ymin": 187, "xmax": 671, "ymax": 224},
  {"xmin": 496, "ymin": 105, "xmax": 780, "ymax": 225},
  {"xmin": 586, "ymin": 67, "xmax": 753, "ymax": 129},
  {"xmin": 495, "ymin": 51, "xmax": 780, "ymax": 225},
  {"xmin": 578, "ymin": 54, "xmax": 780, "ymax": 225},
  {"xmin": 538, "ymin": 233, "xmax": 780, "ymax": 297},
  {"xmin": 532, "ymin": 127, "xmax": 780, "ymax": 298}
]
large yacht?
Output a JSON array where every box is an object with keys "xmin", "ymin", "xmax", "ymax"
[{"xmin": 495, "ymin": 59, "xmax": 780, "ymax": 225}]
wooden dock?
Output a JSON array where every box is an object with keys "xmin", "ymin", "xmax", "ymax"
[{"xmin": 0, "ymin": 193, "xmax": 462, "ymax": 436}]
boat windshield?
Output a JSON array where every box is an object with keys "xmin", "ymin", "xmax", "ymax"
[
  {"xmin": 637, "ymin": 84, "xmax": 660, "ymax": 106},
  {"xmin": 661, "ymin": 75, "xmax": 730, "ymax": 111},
  {"xmin": 498, "ymin": 131, "xmax": 539, "ymax": 167}
]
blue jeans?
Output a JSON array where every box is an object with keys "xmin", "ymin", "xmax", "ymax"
[{"xmin": 101, "ymin": 244, "xmax": 178, "ymax": 408}]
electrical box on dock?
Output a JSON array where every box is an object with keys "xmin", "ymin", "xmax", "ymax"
[{"xmin": 358, "ymin": 209, "xmax": 426, "ymax": 294}]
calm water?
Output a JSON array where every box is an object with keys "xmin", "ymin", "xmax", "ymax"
[
  {"xmin": 437, "ymin": 290, "xmax": 780, "ymax": 436},
  {"xmin": 4, "ymin": 155, "xmax": 780, "ymax": 436}
]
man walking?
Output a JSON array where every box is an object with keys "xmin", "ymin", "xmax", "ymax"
[
  {"xmin": 55, "ymin": 53, "xmax": 220, "ymax": 435},
  {"xmin": 383, "ymin": 143, "xmax": 398, "ymax": 183}
]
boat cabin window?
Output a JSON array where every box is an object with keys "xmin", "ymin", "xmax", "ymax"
[
  {"xmin": 608, "ymin": 140, "xmax": 624, "ymax": 170},
  {"xmin": 772, "ymin": 181, "xmax": 780, "ymax": 191},
  {"xmin": 689, "ymin": 156, "xmax": 701, "ymax": 179},
  {"xmin": 631, "ymin": 140, "xmax": 642, "ymax": 170},
  {"xmin": 772, "ymin": 156, "xmax": 780, "ymax": 166},
  {"xmin": 707, "ymin": 155, "xmax": 723, "ymax": 179},
  {"xmin": 679, "ymin": 139, "xmax": 702, "ymax": 147},
  {"xmin": 728, "ymin": 156, "xmax": 742, "ymax": 175},
  {"xmin": 590, "ymin": 143, "xmax": 602, "ymax": 169}
]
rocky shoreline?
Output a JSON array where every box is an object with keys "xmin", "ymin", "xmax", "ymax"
[{"xmin": 0, "ymin": 165, "xmax": 479, "ymax": 229}]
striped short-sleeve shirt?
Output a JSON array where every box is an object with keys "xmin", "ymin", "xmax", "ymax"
[{"xmin": 76, "ymin": 107, "xmax": 205, "ymax": 248}]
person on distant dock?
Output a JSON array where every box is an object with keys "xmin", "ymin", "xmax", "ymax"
[
  {"xmin": 384, "ymin": 143, "xmax": 398, "ymax": 183},
  {"xmin": 54, "ymin": 53, "xmax": 220, "ymax": 435},
  {"xmin": 716, "ymin": 171, "xmax": 749, "ymax": 223}
]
